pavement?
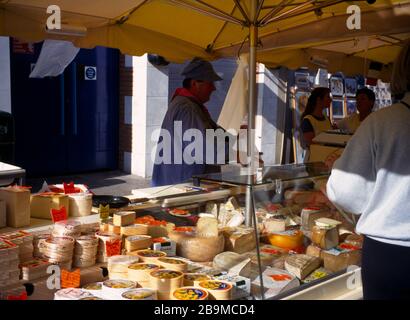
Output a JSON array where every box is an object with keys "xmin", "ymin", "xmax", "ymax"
[{"xmin": 26, "ymin": 170, "xmax": 152, "ymax": 196}]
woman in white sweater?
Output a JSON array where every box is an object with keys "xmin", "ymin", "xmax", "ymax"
[{"xmin": 326, "ymin": 41, "xmax": 410, "ymax": 299}]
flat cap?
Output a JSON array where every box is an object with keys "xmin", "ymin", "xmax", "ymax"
[{"xmin": 181, "ymin": 57, "xmax": 222, "ymax": 82}]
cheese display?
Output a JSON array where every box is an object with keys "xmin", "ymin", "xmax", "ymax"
[
  {"xmin": 127, "ymin": 263, "xmax": 161, "ymax": 286},
  {"xmin": 168, "ymin": 228, "xmax": 224, "ymax": 262},
  {"xmin": 120, "ymin": 224, "xmax": 149, "ymax": 237},
  {"xmin": 125, "ymin": 235, "xmax": 152, "ymax": 252},
  {"xmin": 172, "ymin": 287, "xmax": 208, "ymax": 300},
  {"xmin": 322, "ymin": 243, "xmax": 362, "ymax": 272},
  {"xmin": 0, "ymin": 186, "xmax": 30, "ymax": 228},
  {"xmin": 251, "ymin": 267, "xmax": 299, "ymax": 300},
  {"xmin": 198, "ymin": 280, "xmax": 233, "ymax": 300},
  {"xmin": 284, "ymin": 254, "xmax": 321, "ymax": 280},
  {"xmin": 30, "ymin": 193, "xmax": 69, "ymax": 219},
  {"xmin": 221, "ymin": 227, "xmax": 256, "ymax": 254},
  {"xmin": 113, "ymin": 211, "xmax": 136, "ymax": 227},
  {"xmin": 266, "ymin": 229, "xmax": 304, "ymax": 251},
  {"xmin": 311, "ymin": 225, "xmax": 339, "ymax": 250},
  {"xmin": 157, "ymin": 257, "xmax": 188, "ymax": 272},
  {"xmin": 148, "ymin": 269, "xmax": 184, "ymax": 300},
  {"xmin": 129, "ymin": 249, "xmax": 167, "ymax": 263}
]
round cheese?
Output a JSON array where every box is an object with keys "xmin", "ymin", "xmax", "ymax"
[
  {"xmin": 157, "ymin": 257, "xmax": 188, "ymax": 272},
  {"xmin": 168, "ymin": 230, "xmax": 224, "ymax": 262},
  {"xmin": 149, "ymin": 269, "xmax": 183, "ymax": 298},
  {"xmin": 128, "ymin": 249, "xmax": 167, "ymax": 263},
  {"xmin": 198, "ymin": 280, "xmax": 232, "ymax": 300},
  {"xmin": 172, "ymin": 287, "xmax": 208, "ymax": 300},
  {"xmin": 127, "ymin": 263, "xmax": 161, "ymax": 285},
  {"xmin": 121, "ymin": 288, "xmax": 157, "ymax": 300},
  {"xmin": 108, "ymin": 255, "xmax": 139, "ymax": 273},
  {"xmin": 267, "ymin": 230, "xmax": 304, "ymax": 251},
  {"xmin": 183, "ymin": 273, "xmax": 212, "ymax": 287}
]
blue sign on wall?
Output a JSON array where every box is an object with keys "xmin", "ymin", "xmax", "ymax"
[{"xmin": 84, "ymin": 66, "xmax": 97, "ymax": 80}]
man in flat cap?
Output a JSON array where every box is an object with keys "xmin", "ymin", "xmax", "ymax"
[{"xmin": 152, "ymin": 57, "xmax": 227, "ymax": 186}]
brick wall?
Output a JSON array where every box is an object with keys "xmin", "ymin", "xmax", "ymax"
[{"xmin": 118, "ymin": 55, "xmax": 133, "ymax": 170}]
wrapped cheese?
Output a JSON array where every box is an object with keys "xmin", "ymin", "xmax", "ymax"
[
  {"xmin": 284, "ymin": 254, "xmax": 321, "ymax": 280},
  {"xmin": 196, "ymin": 214, "xmax": 219, "ymax": 237}
]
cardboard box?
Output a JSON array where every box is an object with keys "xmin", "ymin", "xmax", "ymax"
[{"xmin": 0, "ymin": 187, "xmax": 30, "ymax": 228}]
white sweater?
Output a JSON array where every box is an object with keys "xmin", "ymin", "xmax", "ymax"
[{"xmin": 327, "ymin": 92, "xmax": 410, "ymax": 247}]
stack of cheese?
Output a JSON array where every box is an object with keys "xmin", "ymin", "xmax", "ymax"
[
  {"xmin": 0, "ymin": 239, "xmax": 20, "ymax": 288},
  {"xmin": 19, "ymin": 258, "xmax": 50, "ymax": 281},
  {"xmin": 52, "ymin": 220, "xmax": 82, "ymax": 238},
  {"xmin": 33, "ymin": 232, "xmax": 51, "ymax": 259},
  {"xmin": 43, "ymin": 236, "xmax": 75, "ymax": 270},
  {"xmin": 0, "ymin": 230, "xmax": 34, "ymax": 263},
  {"xmin": 107, "ymin": 255, "xmax": 139, "ymax": 280},
  {"xmin": 148, "ymin": 269, "xmax": 184, "ymax": 300},
  {"xmin": 73, "ymin": 235, "xmax": 99, "ymax": 268}
]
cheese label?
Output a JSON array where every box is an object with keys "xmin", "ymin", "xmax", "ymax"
[
  {"xmin": 325, "ymin": 243, "xmax": 360, "ymax": 256},
  {"xmin": 63, "ymin": 182, "xmax": 79, "ymax": 194},
  {"xmin": 200, "ymin": 281, "xmax": 231, "ymax": 291},
  {"xmin": 173, "ymin": 288, "xmax": 207, "ymax": 300},
  {"xmin": 6, "ymin": 291, "xmax": 27, "ymax": 300},
  {"xmin": 61, "ymin": 268, "xmax": 81, "ymax": 288},
  {"xmin": 99, "ymin": 204, "xmax": 110, "ymax": 220},
  {"xmin": 269, "ymin": 274, "xmax": 293, "ymax": 282},
  {"xmin": 51, "ymin": 206, "xmax": 67, "ymax": 223},
  {"xmin": 105, "ymin": 239, "xmax": 121, "ymax": 257}
]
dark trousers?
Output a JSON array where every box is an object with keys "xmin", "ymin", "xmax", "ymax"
[{"xmin": 362, "ymin": 236, "xmax": 410, "ymax": 300}]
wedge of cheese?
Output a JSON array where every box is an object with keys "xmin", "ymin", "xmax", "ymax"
[
  {"xmin": 284, "ymin": 254, "xmax": 321, "ymax": 280},
  {"xmin": 311, "ymin": 226, "xmax": 339, "ymax": 250},
  {"xmin": 221, "ymin": 227, "xmax": 256, "ymax": 254}
]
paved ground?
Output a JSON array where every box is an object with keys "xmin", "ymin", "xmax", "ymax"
[{"xmin": 26, "ymin": 170, "xmax": 151, "ymax": 196}]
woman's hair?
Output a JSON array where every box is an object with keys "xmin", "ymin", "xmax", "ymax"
[
  {"xmin": 391, "ymin": 40, "xmax": 410, "ymax": 96},
  {"xmin": 301, "ymin": 87, "xmax": 331, "ymax": 120}
]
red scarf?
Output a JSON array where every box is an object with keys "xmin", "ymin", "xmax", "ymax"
[{"xmin": 172, "ymin": 88, "xmax": 211, "ymax": 118}]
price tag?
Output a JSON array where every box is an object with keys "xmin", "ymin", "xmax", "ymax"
[
  {"xmin": 7, "ymin": 291, "xmax": 27, "ymax": 300},
  {"xmin": 99, "ymin": 204, "xmax": 110, "ymax": 220},
  {"xmin": 63, "ymin": 182, "xmax": 77, "ymax": 194},
  {"xmin": 105, "ymin": 239, "xmax": 121, "ymax": 257},
  {"xmin": 51, "ymin": 206, "xmax": 67, "ymax": 223},
  {"xmin": 61, "ymin": 268, "xmax": 81, "ymax": 288}
]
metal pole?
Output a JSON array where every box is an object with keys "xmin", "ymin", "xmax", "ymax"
[{"xmin": 245, "ymin": 3, "xmax": 258, "ymax": 227}]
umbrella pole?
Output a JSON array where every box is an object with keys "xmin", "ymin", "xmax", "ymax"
[{"xmin": 245, "ymin": 23, "xmax": 258, "ymax": 227}]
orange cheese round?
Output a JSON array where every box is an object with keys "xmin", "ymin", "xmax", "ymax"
[{"xmin": 267, "ymin": 230, "xmax": 304, "ymax": 251}]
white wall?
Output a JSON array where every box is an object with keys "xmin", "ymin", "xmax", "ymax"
[{"xmin": 0, "ymin": 37, "xmax": 11, "ymax": 113}]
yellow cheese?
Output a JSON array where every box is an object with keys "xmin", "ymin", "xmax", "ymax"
[
  {"xmin": 30, "ymin": 193, "xmax": 69, "ymax": 219},
  {"xmin": 121, "ymin": 224, "xmax": 148, "ymax": 236},
  {"xmin": 113, "ymin": 211, "xmax": 136, "ymax": 227},
  {"xmin": 172, "ymin": 287, "xmax": 208, "ymax": 300},
  {"xmin": 149, "ymin": 269, "xmax": 184, "ymax": 300},
  {"xmin": 125, "ymin": 235, "xmax": 152, "ymax": 252},
  {"xmin": 198, "ymin": 280, "xmax": 232, "ymax": 300},
  {"xmin": 157, "ymin": 257, "xmax": 188, "ymax": 272}
]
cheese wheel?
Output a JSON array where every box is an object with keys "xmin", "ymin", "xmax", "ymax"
[
  {"xmin": 172, "ymin": 287, "xmax": 208, "ymax": 300},
  {"xmin": 128, "ymin": 249, "xmax": 167, "ymax": 263},
  {"xmin": 121, "ymin": 288, "xmax": 157, "ymax": 300},
  {"xmin": 267, "ymin": 230, "xmax": 304, "ymax": 251},
  {"xmin": 198, "ymin": 280, "xmax": 232, "ymax": 300},
  {"xmin": 183, "ymin": 273, "xmax": 212, "ymax": 287},
  {"xmin": 168, "ymin": 230, "xmax": 224, "ymax": 262},
  {"xmin": 127, "ymin": 263, "xmax": 161, "ymax": 286},
  {"xmin": 149, "ymin": 270, "xmax": 184, "ymax": 299},
  {"xmin": 125, "ymin": 235, "xmax": 152, "ymax": 252},
  {"xmin": 157, "ymin": 257, "xmax": 188, "ymax": 272}
]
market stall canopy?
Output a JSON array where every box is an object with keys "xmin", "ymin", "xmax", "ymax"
[
  {"xmin": 1, "ymin": 0, "xmax": 409, "ymax": 64},
  {"xmin": 257, "ymin": 33, "xmax": 410, "ymax": 80}
]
